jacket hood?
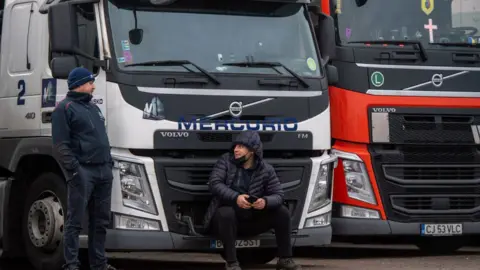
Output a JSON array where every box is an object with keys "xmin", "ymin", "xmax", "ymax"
[{"xmin": 231, "ymin": 131, "xmax": 263, "ymax": 159}]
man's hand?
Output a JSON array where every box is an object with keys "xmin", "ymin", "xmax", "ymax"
[
  {"xmin": 252, "ymin": 198, "xmax": 266, "ymax": 210},
  {"xmin": 237, "ymin": 194, "xmax": 252, "ymax": 209}
]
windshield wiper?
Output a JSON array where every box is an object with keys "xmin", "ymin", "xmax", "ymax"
[
  {"xmin": 125, "ymin": 60, "xmax": 220, "ymax": 85},
  {"xmin": 222, "ymin": 61, "xmax": 309, "ymax": 88},
  {"xmin": 348, "ymin": 40, "xmax": 428, "ymax": 61},
  {"xmin": 429, "ymin": 42, "xmax": 480, "ymax": 48}
]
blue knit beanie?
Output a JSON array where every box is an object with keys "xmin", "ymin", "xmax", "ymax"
[{"xmin": 67, "ymin": 67, "xmax": 95, "ymax": 90}]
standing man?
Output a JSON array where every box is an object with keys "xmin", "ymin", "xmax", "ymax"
[
  {"xmin": 51, "ymin": 67, "xmax": 116, "ymax": 270},
  {"xmin": 203, "ymin": 130, "xmax": 301, "ymax": 270}
]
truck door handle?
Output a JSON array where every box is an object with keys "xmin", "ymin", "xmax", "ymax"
[
  {"xmin": 42, "ymin": 111, "xmax": 52, "ymax": 123},
  {"xmin": 452, "ymin": 53, "xmax": 480, "ymax": 63}
]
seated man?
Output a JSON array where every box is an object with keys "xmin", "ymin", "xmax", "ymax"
[{"xmin": 203, "ymin": 130, "xmax": 300, "ymax": 270}]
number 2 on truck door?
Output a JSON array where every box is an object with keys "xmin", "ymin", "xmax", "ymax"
[{"xmin": 17, "ymin": 80, "xmax": 26, "ymax": 105}]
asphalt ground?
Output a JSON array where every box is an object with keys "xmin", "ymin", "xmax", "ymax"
[{"xmin": 2, "ymin": 245, "xmax": 480, "ymax": 270}]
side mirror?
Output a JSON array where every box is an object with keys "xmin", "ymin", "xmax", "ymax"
[
  {"xmin": 51, "ymin": 56, "xmax": 80, "ymax": 79},
  {"xmin": 355, "ymin": 0, "xmax": 368, "ymax": 7},
  {"xmin": 47, "ymin": 0, "xmax": 104, "ymax": 75},
  {"xmin": 326, "ymin": 65, "xmax": 338, "ymax": 86},
  {"xmin": 48, "ymin": 2, "xmax": 80, "ymax": 54},
  {"xmin": 315, "ymin": 13, "xmax": 336, "ymax": 63}
]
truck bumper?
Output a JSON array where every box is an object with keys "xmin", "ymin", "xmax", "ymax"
[
  {"xmin": 96, "ymin": 225, "xmax": 331, "ymax": 251},
  {"xmin": 332, "ymin": 217, "xmax": 480, "ymax": 236}
]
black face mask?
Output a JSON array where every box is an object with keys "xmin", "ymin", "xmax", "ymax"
[{"xmin": 233, "ymin": 153, "xmax": 251, "ymax": 166}]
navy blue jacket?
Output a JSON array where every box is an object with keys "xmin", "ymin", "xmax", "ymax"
[
  {"xmin": 203, "ymin": 131, "xmax": 284, "ymax": 230},
  {"xmin": 52, "ymin": 91, "xmax": 113, "ymax": 175}
]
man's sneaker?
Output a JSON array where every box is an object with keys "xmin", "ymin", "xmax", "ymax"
[
  {"xmin": 226, "ymin": 261, "xmax": 242, "ymax": 270},
  {"xmin": 276, "ymin": 257, "xmax": 301, "ymax": 270}
]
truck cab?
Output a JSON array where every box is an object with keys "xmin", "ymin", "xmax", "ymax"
[
  {"xmin": 323, "ymin": 0, "xmax": 480, "ymax": 253},
  {"xmin": 0, "ymin": 0, "xmax": 338, "ymax": 269}
]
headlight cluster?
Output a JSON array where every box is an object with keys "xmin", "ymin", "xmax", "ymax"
[
  {"xmin": 114, "ymin": 160, "xmax": 157, "ymax": 215},
  {"xmin": 342, "ymin": 159, "xmax": 376, "ymax": 205},
  {"xmin": 332, "ymin": 150, "xmax": 381, "ymax": 219},
  {"xmin": 307, "ymin": 164, "xmax": 330, "ymax": 213},
  {"xmin": 304, "ymin": 163, "xmax": 333, "ymax": 228}
]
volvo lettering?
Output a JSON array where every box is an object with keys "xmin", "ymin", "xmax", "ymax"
[{"xmin": 160, "ymin": 132, "xmax": 190, "ymax": 138}]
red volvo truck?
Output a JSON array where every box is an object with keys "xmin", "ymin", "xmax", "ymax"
[{"xmin": 320, "ymin": 0, "xmax": 480, "ymax": 253}]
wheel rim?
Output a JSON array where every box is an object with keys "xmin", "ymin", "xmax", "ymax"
[{"xmin": 27, "ymin": 191, "xmax": 64, "ymax": 252}]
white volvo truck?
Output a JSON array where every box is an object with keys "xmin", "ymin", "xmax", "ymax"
[{"xmin": 0, "ymin": 0, "xmax": 339, "ymax": 269}]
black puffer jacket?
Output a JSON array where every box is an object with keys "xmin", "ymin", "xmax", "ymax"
[{"xmin": 202, "ymin": 131, "xmax": 284, "ymax": 230}]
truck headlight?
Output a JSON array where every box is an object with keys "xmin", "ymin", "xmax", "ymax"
[
  {"xmin": 114, "ymin": 160, "xmax": 157, "ymax": 215},
  {"xmin": 307, "ymin": 164, "xmax": 330, "ymax": 213},
  {"xmin": 332, "ymin": 150, "xmax": 376, "ymax": 205},
  {"xmin": 342, "ymin": 159, "xmax": 376, "ymax": 205}
]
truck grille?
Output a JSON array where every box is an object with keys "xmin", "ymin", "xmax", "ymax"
[
  {"xmin": 369, "ymin": 145, "xmax": 480, "ymax": 222},
  {"xmin": 165, "ymin": 164, "xmax": 303, "ymax": 193},
  {"xmin": 391, "ymin": 195, "xmax": 480, "ymax": 214},
  {"xmin": 383, "ymin": 164, "xmax": 480, "ymax": 185},
  {"xmin": 154, "ymin": 157, "xmax": 312, "ymax": 233},
  {"xmin": 388, "ymin": 114, "xmax": 480, "ymax": 145}
]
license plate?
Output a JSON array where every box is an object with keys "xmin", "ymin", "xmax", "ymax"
[
  {"xmin": 420, "ymin": 224, "xmax": 463, "ymax": 236},
  {"xmin": 210, "ymin": 239, "xmax": 261, "ymax": 249}
]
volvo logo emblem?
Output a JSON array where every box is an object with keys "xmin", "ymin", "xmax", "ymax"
[
  {"xmin": 432, "ymin": 74, "xmax": 443, "ymax": 87},
  {"xmin": 229, "ymin": 101, "xmax": 243, "ymax": 118}
]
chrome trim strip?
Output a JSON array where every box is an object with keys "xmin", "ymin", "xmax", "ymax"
[
  {"xmin": 366, "ymin": 90, "xmax": 480, "ymax": 97},
  {"xmin": 356, "ymin": 63, "xmax": 480, "ymax": 71}
]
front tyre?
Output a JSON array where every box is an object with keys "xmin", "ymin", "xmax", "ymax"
[{"xmin": 22, "ymin": 173, "xmax": 67, "ymax": 270}]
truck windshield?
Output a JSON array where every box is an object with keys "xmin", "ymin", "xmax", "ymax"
[
  {"xmin": 107, "ymin": 0, "xmax": 322, "ymax": 77},
  {"xmin": 334, "ymin": 0, "xmax": 480, "ymax": 47}
]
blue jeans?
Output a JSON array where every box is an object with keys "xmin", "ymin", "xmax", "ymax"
[{"xmin": 63, "ymin": 163, "xmax": 113, "ymax": 270}]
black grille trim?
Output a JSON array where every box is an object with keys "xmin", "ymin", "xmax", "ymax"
[
  {"xmin": 165, "ymin": 165, "xmax": 304, "ymax": 193},
  {"xmin": 369, "ymin": 144, "xmax": 480, "ymax": 222},
  {"xmin": 391, "ymin": 194, "xmax": 480, "ymax": 215},
  {"xmin": 383, "ymin": 164, "xmax": 480, "ymax": 185},
  {"xmin": 153, "ymin": 157, "xmax": 312, "ymax": 234},
  {"xmin": 388, "ymin": 113, "xmax": 480, "ymax": 145}
]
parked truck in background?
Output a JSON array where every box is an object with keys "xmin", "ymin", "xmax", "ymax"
[
  {"xmin": 0, "ymin": 0, "xmax": 339, "ymax": 269},
  {"xmin": 321, "ymin": 0, "xmax": 480, "ymax": 253}
]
